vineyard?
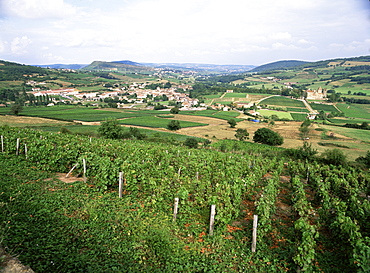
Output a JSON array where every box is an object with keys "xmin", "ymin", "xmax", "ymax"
[{"xmin": 0, "ymin": 126, "xmax": 369, "ymax": 272}]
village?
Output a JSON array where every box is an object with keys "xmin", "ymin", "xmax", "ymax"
[{"xmin": 27, "ymin": 81, "xmax": 204, "ymax": 110}]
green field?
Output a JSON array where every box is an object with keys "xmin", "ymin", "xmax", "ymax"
[
  {"xmin": 259, "ymin": 96, "xmax": 306, "ymax": 107},
  {"xmin": 118, "ymin": 116, "xmax": 207, "ymax": 128},
  {"xmin": 336, "ymin": 103, "xmax": 370, "ymax": 119},
  {"xmin": 290, "ymin": 113, "xmax": 308, "ymax": 121},
  {"xmin": 320, "ymin": 124, "xmax": 370, "ymax": 143},
  {"xmin": 310, "ymin": 103, "xmax": 339, "ymax": 113},
  {"xmin": 181, "ymin": 109, "xmax": 243, "ymax": 121},
  {"xmin": 258, "ymin": 109, "xmax": 292, "ymax": 120},
  {"xmin": 203, "ymin": 94, "xmax": 222, "ymax": 99},
  {"xmin": 223, "ymin": 92, "xmax": 248, "ymax": 98},
  {"xmin": 0, "ymin": 106, "xmax": 194, "ymax": 122},
  {"xmin": 286, "ymin": 107, "xmax": 309, "ymax": 113}
]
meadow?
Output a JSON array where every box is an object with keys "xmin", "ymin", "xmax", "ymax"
[
  {"xmin": 309, "ymin": 103, "xmax": 339, "ymax": 113},
  {"xmin": 336, "ymin": 103, "xmax": 370, "ymax": 119},
  {"xmin": 259, "ymin": 96, "xmax": 306, "ymax": 108},
  {"xmin": 118, "ymin": 116, "xmax": 207, "ymax": 128}
]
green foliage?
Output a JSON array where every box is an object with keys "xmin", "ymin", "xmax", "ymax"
[
  {"xmin": 355, "ymin": 151, "xmax": 370, "ymax": 168},
  {"xmin": 0, "ymin": 127, "xmax": 369, "ymax": 272},
  {"xmin": 234, "ymin": 128, "xmax": 249, "ymax": 141},
  {"xmin": 320, "ymin": 148, "xmax": 347, "ymax": 166},
  {"xmin": 284, "ymin": 142, "xmax": 318, "ymax": 161},
  {"xmin": 227, "ymin": 119, "xmax": 236, "ymax": 128},
  {"xmin": 129, "ymin": 127, "xmax": 147, "ymax": 140},
  {"xmin": 10, "ymin": 104, "xmax": 23, "ymax": 116},
  {"xmin": 253, "ymin": 127, "xmax": 284, "ymax": 146},
  {"xmin": 184, "ymin": 137, "xmax": 198, "ymax": 148},
  {"xmin": 170, "ymin": 107, "xmax": 180, "ymax": 114},
  {"xmin": 97, "ymin": 118, "xmax": 123, "ymax": 139},
  {"xmin": 167, "ymin": 120, "xmax": 181, "ymax": 130}
]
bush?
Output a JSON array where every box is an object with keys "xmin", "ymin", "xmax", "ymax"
[
  {"xmin": 98, "ymin": 118, "xmax": 123, "ymax": 139},
  {"xmin": 355, "ymin": 151, "xmax": 370, "ymax": 168},
  {"xmin": 320, "ymin": 148, "xmax": 347, "ymax": 166},
  {"xmin": 184, "ymin": 137, "xmax": 198, "ymax": 148},
  {"xmin": 170, "ymin": 107, "xmax": 180, "ymax": 114},
  {"xmin": 235, "ymin": 128, "xmax": 249, "ymax": 141},
  {"xmin": 227, "ymin": 119, "xmax": 237, "ymax": 128},
  {"xmin": 167, "ymin": 120, "xmax": 181, "ymax": 131},
  {"xmin": 253, "ymin": 128, "xmax": 284, "ymax": 146}
]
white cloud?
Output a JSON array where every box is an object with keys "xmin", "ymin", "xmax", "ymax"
[
  {"xmin": 11, "ymin": 36, "xmax": 32, "ymax": 54},
  {"xmin": 0, "ymin": 41, "xmax": 6, "ymax": 53},
  {"xmin": 270, "ymin": 32, "xmax": 292, "ymax": 40},
  {"xmin": 42, "ymin": 53, "xmax": 65, "ymax": 62},
  {"xmin": 2, "ymin": 0, "xmax": 77, "ymax": 19},
  {"xmin": 0, "ymin": 0, "xmax": 368, "ymax": 64}
]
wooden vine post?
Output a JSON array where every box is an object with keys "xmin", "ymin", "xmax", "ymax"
[
  {"xmin": 252, "ymin": 215, "xmax": 258, "ymax": 252},
  {"xmin": 66, "ymin": 163, "xmax": 78, "ymax": 178},
  {"xmin": 1, "ymin": 135, "xmax": 3, "ymax": 153},
  {"xmin": 173, "ymin": 198, "xmax": 179, "ymax": 221},
  {"xmin": 118, "ymin": 172, "xmax": 123, "ymax": 198},
  {"xmin": 209, "ymin": 204, "xmax": 216, "ymax": 236},
  {"xmin": 24, "ymin": 144, "xmax": 28, "ymax": 159},
  {"xmin": 83, "ymin": 158, "xmax": 87, "ymax": 182},
  {"xmin": 16, "ymin": 138, "xmax": 20, "ymax": 156}
]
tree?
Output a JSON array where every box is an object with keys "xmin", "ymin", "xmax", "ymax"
[
  {"xmin": 167, "ymin": 120, "xmax": 181, "ymax": 131},
  {"xmin": 227, "ymin": 119, "xmax": 237, "ymax": 128},
  {"xmin": 10, "ymin": 104, "xmax": 23, "ymax": 115},
  {"xmin": 129, "ymin": 127, "xmax": 146, "ymax": 140},
  {"xmin": 170, "ymin": 107, "xmax": 180, "ymax": 114},
  {"xmin": 321, "ymin": 148, "xmax": 347, "ymax": 166},
  {"xmin": 98, "ymin": 118, "xmax": 123, "ymax": 139},
  {"xmin": 235, "ymin": 128, "xmax": 249, "ymax": 141},
  {"xmin": 299, "ymin": 120, "xmax": 312, "ymax": 139},
  {"xmin": 356, "ymin": 150, "xmax": 370, "ymax": 168},
  {"xmin": 184, "ymin": 137, "xmax": 198, "ymax": 148},
  {"xmin": 253, "ymin": 127, "xmax": 284, "ymax": 146}
]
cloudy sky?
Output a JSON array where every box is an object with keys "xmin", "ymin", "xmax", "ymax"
[{"xmin": 0, "ymin": 0, "xmax": 369, "ymax": 65}]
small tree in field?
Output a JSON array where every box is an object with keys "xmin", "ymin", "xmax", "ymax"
[
  {"xmin": 184, "ymin": 137, "xmax": 198, "ymax": 148},
  {"xmin": 10, "ymin": 104, "xmax": 23, "ymax": 116},
  {"xmin": 321, "ymin": 148, "xmax": 347, "ymax": 166},
  {"xmin": 167, "ymin": 120, "xmax": 181, "ymax": 131},
  {"xmin": 170, "ymin": 107, "xmax": 180, "ymax": 114},
  {"xmin": 228, "ymin": 119, "xmax": 237, "ymax": 128},
  {"xmin": 98, "ymin": 118, "xmax": 123, "ymax": 139},
  {"xmin": 235, "ymin": 128, "xmax": 249, "ymax": 141},
  {"xmin": 253, "ymin": 127, "xmax": 284, "ymax": 146}
]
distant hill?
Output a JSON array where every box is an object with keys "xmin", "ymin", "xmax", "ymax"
[
  {"xmin": 81, "ymin": 61, "xmax": 153, "ymax": 72},
  {"xmin": 141, "ymin": 62, "xmax": 255, "ymax": 73},
  {"xmin": 250, "ymin": 60, "xmax": 308, "ymax": 72},
  {"xmin": 0, "ymin": 60, "xmax": 48, "ymax": 81},
  {"xmin": 112, "ymin": 60, "xmax": 142, "ymax": 66},
  {"xmin": 36, "ymin": 64, "xmax": 88, "ymax": 70},
  {"xmin": 250, "ymin": 55, "xmax": 370, "ymax": 73}
]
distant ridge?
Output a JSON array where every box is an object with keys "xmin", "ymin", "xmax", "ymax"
[
  {"xmin": 112, "ymin": 60, "xmax": 142, "ymax": 66},
  {"xmin": 35, "ymin": 64, "xmax": 88, "ymax": 69},
  {"xmin": 81, "ymin": 61, "xmax": 153, "ymax": 72},
  {"xmin": 250, "ymin": 60, "xmax": 308, "ymax": 72}
]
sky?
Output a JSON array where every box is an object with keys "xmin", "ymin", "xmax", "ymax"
[{"xmin": 0, "ymin": 0, "xmax": 369, "ymax": 66}]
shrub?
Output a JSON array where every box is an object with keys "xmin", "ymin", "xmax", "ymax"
[
  {"xmin": 253, "ymin": 128, "xmax": 284, "ymax": 146},
  {"xmin": 98, "ymin": 118, "xmax": 123, "ymax": 139},
  {"xmin": 184, "ymin": 137, "xmax": 198, "ymax": 148},
  {"xmin": 320, "ymin": 148, "xmax": 347, "ymax": 166},
  {"xmin": 167, "ymin": 120, "xmax": 181, "ymax": 131}
]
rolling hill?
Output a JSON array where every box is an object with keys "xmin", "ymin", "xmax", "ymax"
[
  {"xmin": 81, "ymin": 60, "xmax": 154, "ymax": 73},
  {"xmin": 250, "ymin": 60, "xmax": 309, "ymax": 72}
]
